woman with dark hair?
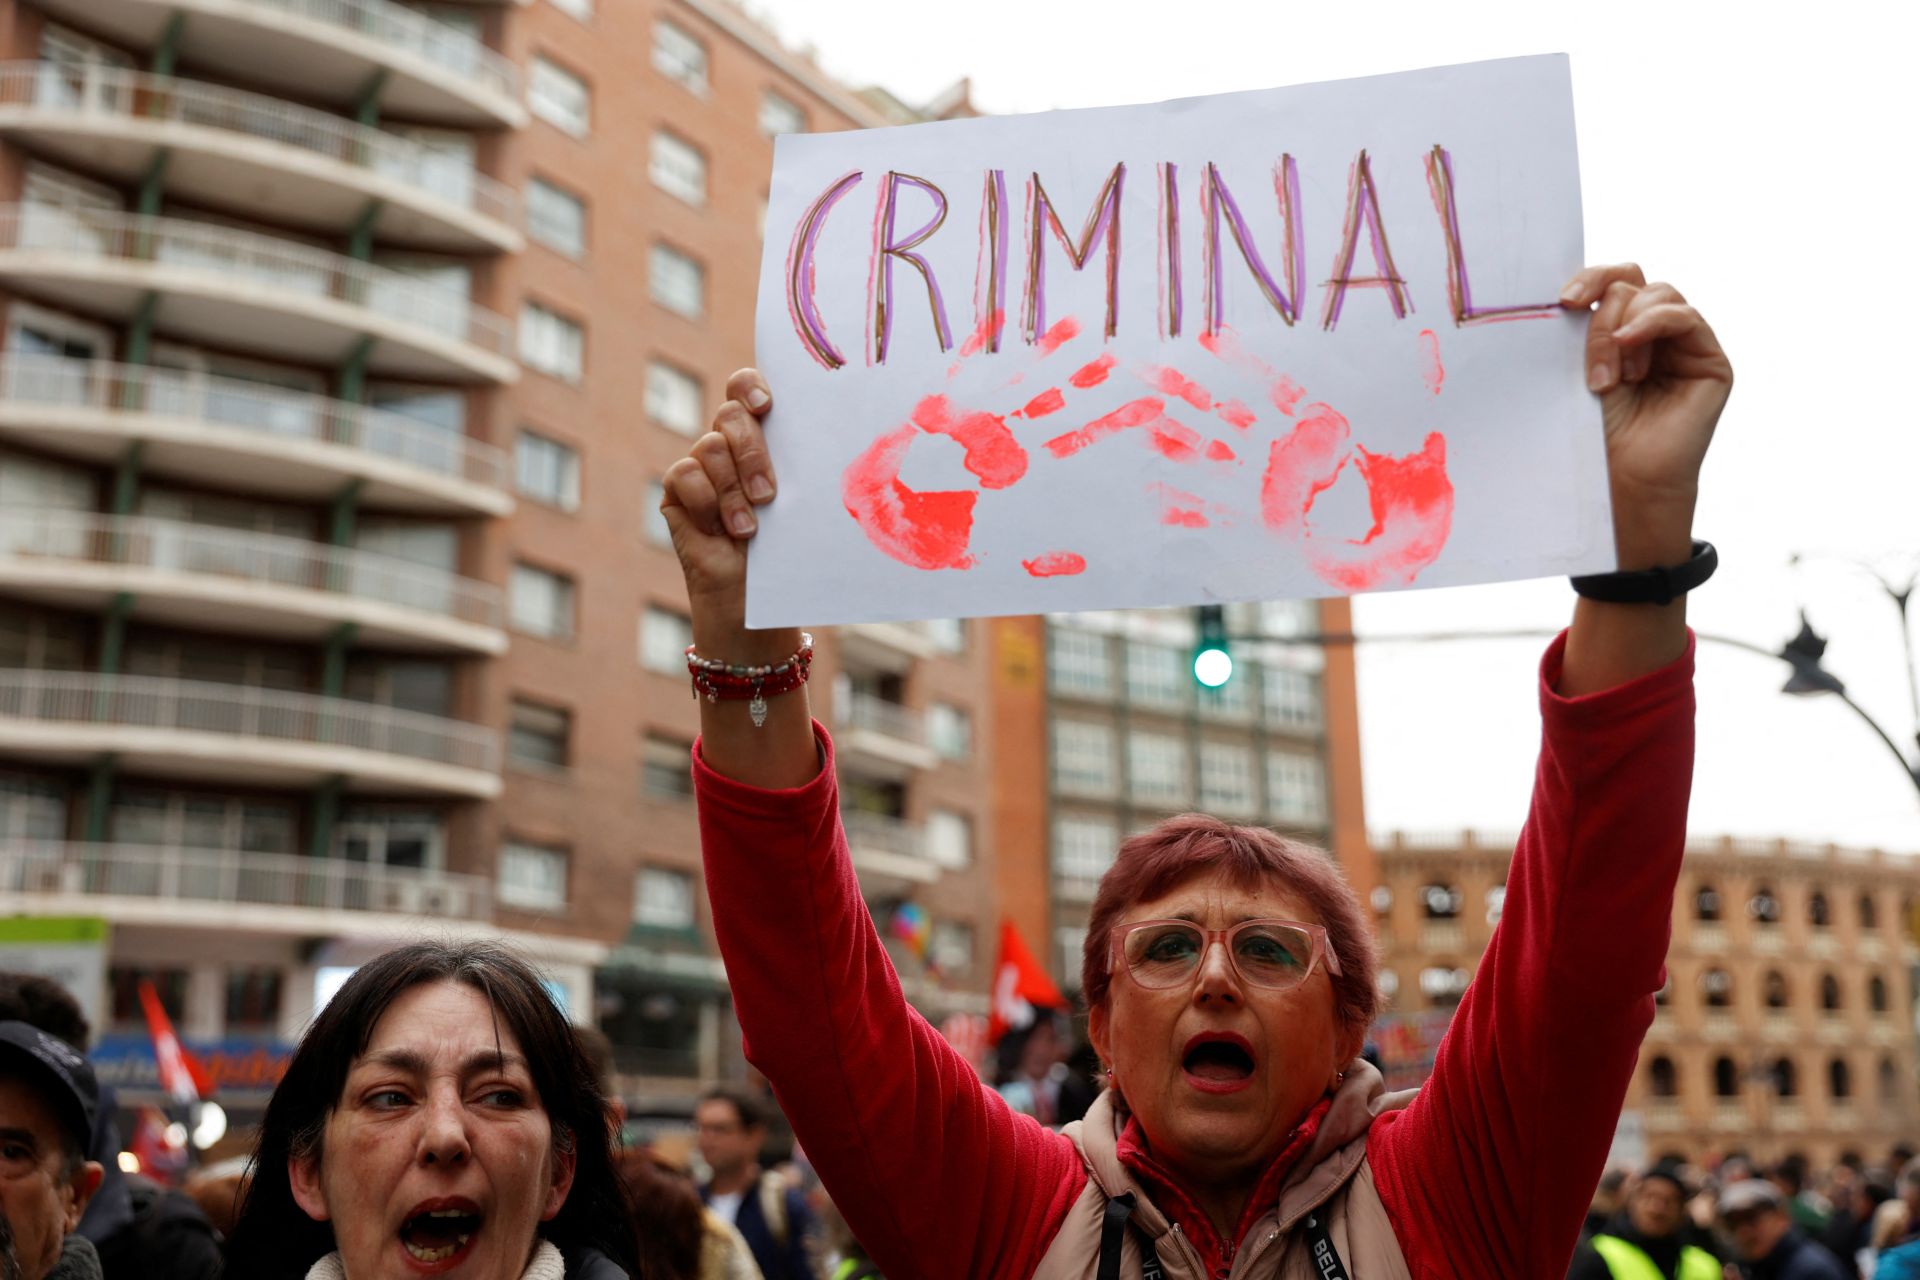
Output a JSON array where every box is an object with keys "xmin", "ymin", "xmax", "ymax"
[
  {"xmin": 225, "ymin": 940, "xmax": 636, "ymax": 1280},
  {"xmin": 662, "ymin": 264, "xmax": 1732, "ymax": 1277}
]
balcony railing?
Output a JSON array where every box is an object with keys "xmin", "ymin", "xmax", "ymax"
[
  {"xmin": 0, "ymin": 509, "xmax": 502, "ymax": 629},
  {"xmin": 841, "ymin": 811, "xmax": 926, "ymax": 859},
  {"xmin": 0, "ymin": 205, "xmax": 513, "ymax": 359},
  {"xmin": 0, "ymin": 839, "xmax": 493, "ymax": 920},
  {"xmin": 234, "ymin": 0, "xmax": 521, "ymax": 104},
  {"xmin": 841, "ymin": 693, "xmax": 926, "ymax": 745},
  {"xmin": 0, "ymin": 670, "xmax": 499, "ymax": 773},
  {"xmin": 0, "ymin": 64, "xmax": 518, "ymax": 230},
  {"xmin": 0, "ymin": 354, "xmax": 508, "ymax": 492}
]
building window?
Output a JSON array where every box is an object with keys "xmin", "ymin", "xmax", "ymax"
[
  {"xmin": 1749, "ymin": 885, "xmax": 1782, "ymax": 925},
  {"xmin": 1713, "ymin": 1056, "xmax": 1739, "ymax": 1098},
  {"xmin": 1053, "ymin": 816, "xmax": 1117, "ymax": 885},
  {"xmin": 1701, "ymin": 968, "xmax": 1733, "ymax": 1009},
  {"xmin": 529, "ymin": 57, "xmax": 590, "ymax": 136},
  {"xmin": 640, "ymin": 606, "xmax": 693, "ymax": 674},
  {"xmin": 508, "ymin": 699, "xmax": 570, "ymax": 771},
  {"xmin": 1377, "ymin": 970, "xmax": 1400, "ymax": 1003},
  {"xmin": 760, "ymin": 91, "xmax": 806, "ymax": 137},
  {"xmin": 527, "ymin": 178, "xmax": 587, "ymax": 256},
  {"xmin": 643, "ymin": 480, "xmax": 673, "ymax": 547},
  {"xmin": 1261, "ymin": 667, "xmax": 1322, "ymax": 730},
  {"xmin": 927, "ymin": 703, "xmax": 971, "ymax": 759},
  {"xmin": 644, "ymin": 361, "xmax": 704, "ymax": 435},
  {"xmin": 1420, "ymin": 884, "xmax": 1462, "ymax": 920},
  {"xmin": 1831, "ymin": 1058, "xmax": 1853, "ymax": 1101},
  {"xmin": 1485, "ymin": 885, "xmax": 1506, "ymax": 926},
  {"xmin": 926, "ymin": 810, "xmax": 971, "ymax": 869},
  {"xmin": 515, "ymin": 431, "xmax": 580, "ymax": 510},
  {"xmin": 1771, "ymin": 1057, "xmax": 1798, "ymax": 1098},
  {"xmin": 1124, "ymin": 643, "xmax": 1188, "ymax": 710},
  {"xmin": 653, "ymin": 19, "xmax": 708, "ymax": 94},
  {"xmin": 549, "ymin": 0, "xmax": 592, "ymax": 22},
  {"xmin": 1764, "ymin": 970, "xmax": 1790, "ymax": 1010},
  {"xmin": 1197, "ymin": 741, "xmax": 1255, "ymax": 815},
  {"xmin": 509, "ymin": 563, "xmax": 575, "ymax": 641},
  {"xmin": 225, "ymin": 969, "xmax": 282, "ymax": 1031},
  {"xmin": 1882, "ymin": 1057, "xmax": 1901, "ymax": 1106},
  {"xmin": 1694, "ymin": 883, "xmax": 1721, "ymax": 922},
  {"xmin": 1809, "ymin": 891, "xmax": 1831, "ymax": 929},
  {"xmin": 923, "ymin": 618, "xmax": 966, "ymax": 652},
  {"xmin": 650, "ymin": 244, "xmax": 706, "ymax": 319},
  {"xmin": 1648, "ymin": 1055, "xmax": 1677, "ymax": 1098},
  {"xmin": 1861, "ymin": 892, "xmax": 1881, "ymax": 931},
  {"xmin": 1127, "ymin": 731, "xmax": 1189, "ymax": 807},
  {"xmin": 1821, "ymin": 973, "xmax": 1843, "ymax": 1014},
  {"xmin": 1871, "ymin": 975, "xmax": 1890, "ymax": 1015},
  {"xmin": 109, "ymin": 967, "xmax": 187, "ymax": 1027},
  {"xmin": 519, "ymin": 303, "xmax": 584, "ymax": 382},
  {"xmin": 1053, "ymin": 720, "xmax": 1116, "ymax": 796},
  {"xmin": 650, "ymin": 131, "xmax": 708, "ymax": 205},
  {"xmin": 633, "ymin": 867, "xmax": 695, "ymax": 930},
  {"xmin": 1048, "ymin": 628, "xmax": 1113, "ymax": 698},
  {"xmin": 641, "ymin": 734, "xmax": 693, "ymax": 801},
  {"xmin": 931, "ymin": 920, "xmax": 974, "ymax": 974},
  {"xmin": 499, "ymin": 840, "xmax": 567, "ymax": 910},
  {"xmin": 1265, "ymin": 752, "xmax": 1326, "ymax": 826},
  {"xmin": 1419, "ymin": 966, "xmax": 1470, "ymax": 1008}
]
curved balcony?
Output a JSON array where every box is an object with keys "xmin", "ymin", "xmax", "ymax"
[
  {"xmin": 29, "ymin": 0, "xmax": 525, "ymax": 128},
  {"xmin": 0, "ymin": 206, "xmax": 517, "ymax": 383},
  {"xmin": 0, "ymin": 356, "xmax": 510, "ymax": 516},
  {"xmin": 0, "ymin": 670, "xmax": 500, "ymax": 797},
  {"xmin": 0, "ymin": 66, "xmax": 520, "ymax": 253},
  {"xmin": 0, "ymin": 510, "xmax": 505, "ymax": 655},
  {"xmin": 0, "ymin": 841, "xmax": 495, "ymax": 928},
  {"xmin": 836, "ymin": 692, "xmax": 938, "ymax": 779},
  {"xmin": 841, "ymin": 810, "xmax": 940, "ymax": 892}
]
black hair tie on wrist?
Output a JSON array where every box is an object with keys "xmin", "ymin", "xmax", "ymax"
[{"xmin": 1570, "ymin": 539, "xmax": 1717, "ymax": 605}]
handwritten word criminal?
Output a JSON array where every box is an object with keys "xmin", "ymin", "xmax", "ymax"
[{"xmin": 785, "ymin": 146, "xmax": 1557, "ymax": 371}]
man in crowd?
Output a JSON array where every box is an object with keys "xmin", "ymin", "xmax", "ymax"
[
  {"xmin": 1719, "ymin": 1180, "xmax": 1847, "ymax": 1279},
  {"xmin": 1567, "ymin": 1160, "xmax": 1722, "ymax": 1280},
  {"xmin": 0, "ymin": 1021, "xmax": 103, "ymax": 1280},
  {"xmin": 697, "ymin": 1085, "xmax": 819, "ymax": 1280}
]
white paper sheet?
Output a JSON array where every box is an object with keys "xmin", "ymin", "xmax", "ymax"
[{"xmin": 747, "ymin": 54, "xmax": 1611, "ymax": 627}]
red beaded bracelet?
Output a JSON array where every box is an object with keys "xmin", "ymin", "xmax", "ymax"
[{"xmin": 686, "ymin": 632, "xmax": 814, "ymax": 728}]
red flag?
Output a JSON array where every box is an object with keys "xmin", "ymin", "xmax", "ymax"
[
  {"xmin": 138, "ymin": 978, "xmax": 211, "ymax": 1106},
  {"xmin": 987, "ymin": 920, "xmax": 1066, "ymax": 1044}
]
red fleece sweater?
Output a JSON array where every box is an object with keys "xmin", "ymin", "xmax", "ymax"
[{"xmin": 694, "ymin": 632, "xmax": 1695, "ymax": 1280}]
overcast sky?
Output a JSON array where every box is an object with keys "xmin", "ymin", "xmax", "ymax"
[{"xmin": 751, "ymin": 0, "xmax": 1920, "ymax": 853}]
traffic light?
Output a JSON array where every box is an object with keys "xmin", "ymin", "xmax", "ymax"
[{"xmin": 1192, "ymin": 604, "xmax": 1233, "ymax": 688}]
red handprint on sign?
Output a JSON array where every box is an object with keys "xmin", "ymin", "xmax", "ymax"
[{"xmin": 840, "ymin": 316, "xmax": 1455, "ymax": 593}]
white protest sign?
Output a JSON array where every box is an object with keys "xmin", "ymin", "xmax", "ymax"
[{"xmin": 748, "ymin": 55, "xmax": 1611, "ymax": 627}]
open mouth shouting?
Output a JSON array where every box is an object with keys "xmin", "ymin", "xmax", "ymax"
[
  {"xmin": 398, "ymin": 1198, "xmax": 483, "ymax": 1272},
  {"xmin": 1181, "ymin": 1031, "xmax": 1258, "ymax": 1094}
]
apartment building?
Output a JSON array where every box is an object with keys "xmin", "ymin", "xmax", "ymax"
[
  {"xmin": 1373, "ymin": 830, "xmax": 1920, "ymax": 1168},
  {"xmin": 0, "ymin": 0, "xmax": 993, "ymax": 1115}
]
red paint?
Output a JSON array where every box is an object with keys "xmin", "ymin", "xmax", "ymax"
[
  {"xmin": 1258, "ymin": 403, "xmax": 1352, "ymax": 533},
  {"xmin": 1163, "ymin": 507, "xmax": 1209, "ymax": 528},
  {"xmin": 1149, "ymin": 366, "xmax": 1214, "ymax": 411},
  {"xmin": 1305, "ymin": 433, "xmax": 1455, "ymax": 591},
  {"xmin": 1205, "ymin": 439, "xmax": 1237, "ymax": 462},
  {"xmin": 1022, "ymin": 551, "xmax": 1087, "ymax": 577},
  {"xmin": 1019, "ymin": 387, "xmax": 1066, "ymax": 419},
  {"xmin": 1149, "ymin": 421, "xmax": 1203, "ymax": 462},
  {"xmin": 1044, "ymin": 397, "xmax": 1165, "ymax": 457},
  {"xmin": 1419, "ymin": 328, "xmax": 1445, "ymax": 396},
  {"xmin": 1215, "ymin": 398, "xmax": 1257, "ymax": 430},
  {"xmin": 958, "ymin": 308, "xmax": 1004, "ymax": 358},
  {"xmin": 1198, "ymin": 331, "xmax": 1225, "ymax": 355},
  {"xmin": 1268, "ymin": 375, "xmax": 1306, "ymax": 416},
  {"xmin": 910, "ymin": 395, "xmax": 1027, "ymax": 489},
  {"xmin": 841, "ymin": 425, "xmax": 978, "ymax": 570},
  {"xmin": 1037, "ymin": 316, "xmax": 1081, "ymax": 354},
  {"xmin": 1068, "ymin": 353, "xmax": 1116, "ymax": 389}
]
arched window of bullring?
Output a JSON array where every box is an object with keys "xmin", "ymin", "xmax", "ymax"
[
  {"xmin": 1701, "ymin": 968, "xmax": 1733, "ymax": 1008},
  {"xmin": 1881, "ymin": 1057, "xmax": 1900, "ymax": 1106},
  {"xmin": 1749, "ymin": 886, "xmax": 1782, "ymax": 926},
  {"xmin": 1772, "ymin": 1057, "xmax": 1799, "ymax": 1097},
  {"xmin": 1860, "ymin": 892, "xmax": 1879, "ymax": 930},
  {"xmin": 1484, "ymin": 884, "xmax": 1505, "ymax": 926},
  {"xmin": 1420, "ymin": 883, "xmax": 1462, "ymax": 919},
  {"xmin": 1713, "ymin": 1056, "xmax": 1739, "ymax": 1097},
  {"xmin": 1871, "ymin": 975, "xmax": 1890, "ymax": 1015},
  {"xmin": 1809, "ymin": 891, "xmax": 1831, "ymax": 929},
  {"xmin": 1648, "ymin": 1056, "xmax": 1677, "ymax": 1098},
  {"xmin": 1764, "ymin": 971, "xmax": 1789, "ymax": 1010},
  {"xmin": 1821, "ymin": 974, "xmax": 1842, "ymax": 1014},
  {"xmin": 1830, "ymin": 1058, "xmax": 1852, "ymax": 1100},
  {"xmin": 1694, "ymin": 883, "xmax": 1721, "ymax": 922}
]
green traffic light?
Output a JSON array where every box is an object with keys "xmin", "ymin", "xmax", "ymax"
[
  {"xmin": 1192, "ymin": 604, "xmax": 1232, "ymax": 688},
  {"xmin": 1193, "ymin": 647, "xmax": 1234, "ymax": 688}
]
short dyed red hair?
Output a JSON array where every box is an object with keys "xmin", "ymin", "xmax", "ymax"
[{"xmin": 1081, "ymin": 814, "xmax": 1378, "ymax": 1035}]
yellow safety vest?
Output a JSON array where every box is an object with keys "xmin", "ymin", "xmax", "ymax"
[{"xmin": 1590, "ymin": 1233, "xmax": 1721, "ymax": 1280}]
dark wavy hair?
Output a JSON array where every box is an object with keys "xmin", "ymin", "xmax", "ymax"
[{"xmin": 225, "ymin": 940, "xmax": 637, "ymax": 1278}]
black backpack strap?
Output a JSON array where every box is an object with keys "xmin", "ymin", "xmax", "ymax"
[
  {"xmin": 1097, "ymin": 1193, "xmax": 1135, "ymax": 1280},
  {"xmin": 1301, "ymin": 1208, "xmax": 1352, "ymax": 1280}
]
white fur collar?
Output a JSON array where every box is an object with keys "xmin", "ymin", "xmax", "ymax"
[{"xmin": 305, "ymin": 1238, "xmax": 565, "ymax": 1280}]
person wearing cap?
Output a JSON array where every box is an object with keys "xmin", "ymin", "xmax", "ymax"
[
  {"xmin": 1719, "ymin": 1179, "xmax": 1846, "ymax": 1280},
  {"xmin": 1567, "ymin": 1160, "xmax": 1721, "ymax": 1280},
  {"xmin": 0, "ymin": 1020, "xmax": 105, "ymax": 1280}
]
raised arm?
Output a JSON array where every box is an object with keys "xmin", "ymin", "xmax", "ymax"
[
  {"xmin": 1369, "ymin": 266, "xmax": 1733, "ymax": 1278},
  {"xmin": 662, "ymin": 377, "xmax": 1086, "ymax": 1280}
]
